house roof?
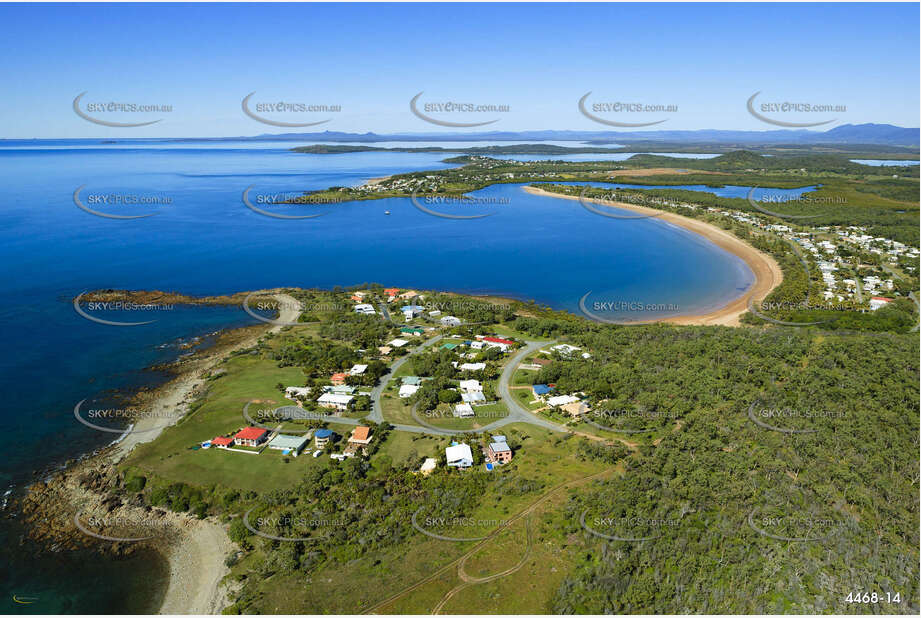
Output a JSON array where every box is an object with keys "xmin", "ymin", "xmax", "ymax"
[
  {"xmin": 483, "ymin": 336, "xmax": 515, "ymax": 345},
  {"xmin": 871, "ymin": 296, "xmax": 892, "ymax": 301},
  {"xmin": 318, "ymin": 393, "xmax": 354, "ymax": 404},
  {"xmin": 331, "ymin": 372, "xmax": 348, "ymax": 380},
  {"xmin": 445, "ymin": 443, "xmax": 473, "ymax": 462},
  {"xmin": 351, "ymin": 426, "xmax": 372, "ymax": 441},
  {"xmin": 314, "ymin": 429, "xmax": 334, "ymax": 438},
  {"xmin": 235, "ymin": 427, "xmax": 268, "ymax": 441},
  {"xmin": 269, "ymin": 434, "xmax": 310, "ymax": 449},
  {"xmin": 490, "ymin": 441, "xmax": 511, "ymax": 453},
  {"xmin": 211, "ymin": 436, "xmax": 234, "ymax": 446},
  {"xmin": 532, "ymin": 384, "xmax": 553, "ymax": 395}
]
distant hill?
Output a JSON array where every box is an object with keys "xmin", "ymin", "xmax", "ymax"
[{"xmin": 244, "ymin": 124, "xmax": 919, "ymax": 147}]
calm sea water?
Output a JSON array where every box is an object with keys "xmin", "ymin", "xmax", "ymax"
[{"xmin": 0, "ymin": 141, "xmax": 816, "ymax": 612}]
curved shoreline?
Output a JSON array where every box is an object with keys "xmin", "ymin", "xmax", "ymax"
[{"xmin": 523, "ymin": 185, "xmax": 783, "ymax": 326}]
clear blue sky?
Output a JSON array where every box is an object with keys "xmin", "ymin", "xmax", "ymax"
[{"xmin": 1, "ymin": 2, "xmax": 917, "ymax": 138}]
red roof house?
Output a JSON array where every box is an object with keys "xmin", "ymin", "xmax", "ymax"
[
  {"xmin": 483, "ymin": 336, "xmax": 516, "ymax": 346},
  {"xmin": 211, "ymin": 436, "xmax": 234, "ymax": 448},
  {"xmin": 384, "ymin": 288, "xmax": 400, "ymax": 297},
  {"xmin": 234, "ymin": 427, "xmax": 268, "ymax": 447},
  {"xmin": 331, "ymin": 372, "xmax": 348, "ymax": 385}
]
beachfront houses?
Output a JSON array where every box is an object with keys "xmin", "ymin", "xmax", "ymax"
[
  {"xmin": 354, "ymin": 303, "xmax": 376, "ymax": 315},
  {"xmin": 314, "ymin": 428, "xmax": 334, "ymax": 449},
  {"xmin": 440, "ymin": 315, "xmax": 462, "ymax": 326},
  {"xmin": 486, "ymin": 436, "xmax": 512, "ymax": 464},
  {"xmin": 268, "ymin": 434, "xmax": 310, "ymax": 456},
  {"xmin": 285, "ymin": 386, "xmax": 311, "ymax": 399},
  {"xmin": 454, "ymin": 402, "xmax": 474, "ymax": 418},
  {"xmin": 211, "ymin": 436, "xmax": 234, "ymax": 449},
  {"xmin": 234, "ymin": 427, "xmax": 268, "ymax": 447},
  {"xmin": 399, "ymin": 384, "xmax": 420, "ymax": 398}
]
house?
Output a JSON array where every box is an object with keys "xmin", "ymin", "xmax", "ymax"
[
  {"xmin": 234, "ymin": 427, "xmax": 268, "ymax": 447},
  {"xmin": 211, "ymin": 436, "xmax": 234, "ymax": 448},
  {"xmin": 419, "ymin": 457, "xmax": 438, "ymax": 476},
  {"xmin": 445, "ymin": 443, "xmax": 474, "ymax": 468},
  {"xmin": 547, "ymin": 343, "xmax": 581, "ymax": 357},
  {"xmin": 480, "ymin": 337, "xmax": 514, "ymax": 352},
  {"xmin": 401, "ymin": 305, "xmax": 423, "ymax": 318},
  {"xmin": 561, "ymin": 401, "xmax": 591, "ymax": 418},
  {"xmin": 317, "ymin": 393, "xmax": 354, "ymax": 411},
  {"xmin": 399, "ymin": 291, "xmax": 418, "ymax": 299},
  {"xmin": 349, "ymin": 426, "xmax": 373, "ymax": 446},
  {"xmin": 401, "ymin": 376, "xmax": 423, "ymax": 386},
  {"xmin": 378, "ymin": 345, "xmax": 392, "ymax": 356},
  {"xmin": 383, "ymin": 288, "xmax": 400, "ymax": 298},
  {"xmin": 870, "ymin": 296, "xmax": 893, "ymax": 311},
  {"xmin": 387, "ymin": 338, "xmax": 409, "ymax": 348},
  {"xmin": 486, "ymin": 437, "xmax": 512, "ymax": 464},
  {"xmin": 314, "ymin": 428, "xmax": 334, "ymax": 448},
  {"xmin": 459, "ymin": 379, "xmax": 482, "ymax": 392},
  {"xmin": 428, "ymin": 310, "xmax": 442, "ymax": 317},
  {"xmin": 399, "ymin": 384, "xmax": 420, "ymax": 398},
  {"xmin": 268, "ymin": 434, "xmax": 310, "ymax": 456},
  {"xmin": 285, "ymin": 386, "xmax": 311, "ymax": 399},
  {"xmin": 532, "ymin": 384, "xmax": 554, "ymax": 397},
  {"xmin": 349, "ymin": 364, "xmax": 368, "ymax": 376},
  {"xmin": 547, "ymin": 394, "xmax": 580, "ymax": 408},
  {"xmin": 440, "ymin": 342, "xmax": 459, "ymax": 350},
  {"xmin": 462, "ymin": 392, "xmax": 486, "ymax": 404},
  {"xmin": 459, "ymin": 362, "xmax": 486, "ymax": 371},
  {"xmin": 327, "ymin": 384, "xmax": 356, "ymax": 395},
  {"xmin": 440, "ymin": 316, "xmax": 461, "ymax": 326},
  {"xmin": 469, "ymin": 341, "xmax": 485, "ymax": 350},
  {"xmin": 400, "ymin": 327, "xmax": 424, "ymax": 336},
  {"xmin": 330, "ymin": 372, "xmax": 348, "ymax": 385},
  {"xmin": 454, "ymin": 403, "xmax": 474, "ymax": 418},
  {"xmin": 532, "ymin": 358, "xmax": 552, "ymax": 366},
  {"xmin": 354, "ymin": 303, "xmax": 376, "ymax": 315}
]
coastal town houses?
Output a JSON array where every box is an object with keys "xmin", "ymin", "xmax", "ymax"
[
  {"xmin": 446, "ymin": 443, "xmax": 474, "ymax": 468},
  {"xmin": 268, "ymin": 434, "xmax": 310, "ymax": 456},
  {"xmin": 346, "ymin": 426, "xmax": 373, "ymax": 455},
  {"xmin": 211, "ymin": 436, "xmax": 234, "ymax": 449},
  {"xmin": 314, "ymin": 428, "xmax": 334, "ymax": 449},
  {"xmin": 318, "ymin": 392, "xmax": 354, "ymax": 411},
  {"xmin": 486, "ymin": 435, "xmax": 512, "ymax": 464},
  {"xmin": 234, "ymin": 427, "xmax": 268, "ymax": 447}
]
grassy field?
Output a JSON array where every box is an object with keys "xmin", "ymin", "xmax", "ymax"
[{"xmin": 420, "ymin": 401, "xmax": 509, "ymax": 431}]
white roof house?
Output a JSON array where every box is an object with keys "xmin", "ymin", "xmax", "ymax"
[
  {"xmin": 454, "ymin": 403, "xmax": 474, "ymax": 417},
  {"xmin": 869, "ymin": 297, "xmax": 893, "ymax": 311},
  {"xmin": 317, "ymin": 393, "xmax": 354, "ymax": 410},
  {"xmin": 459, "ymin": 362, "xmax": 486, "ymax": 371},
  {"xmin": 459, "ymin": 379, "xmax": 482, "ymax": 392},
  {"xmin": 446, "ymin": 443, "xmax": 474, "ymax": 468},
  {"xmin": 388, "ymin": 338, "xmax": 409, "ymax": 348},
  {"xmin": 399, "ymin": 384, "xmax": 420, "ymax": 398},
  {"xmin": 419, "ymin": 457, "xmax": 438, "ymax": 475},
  {"xmin": 285, "ymin": 386, "xmax": 311, "ymax": 399},
  {"xmin": 349, "ymin": 364, "xmax": 368, "ymax": 375},
  {"xmin": 461, "ymin": 392, "xmax": 486, "ymax": 403},
  {"xmin": 354, "ymin": 303, "xmax": 376, "ymax": 315},
  {"xmin": 440, "ymin": 316, "xmax": 462, "ymax": 326},
  {"xmin": 547, "ymin": 394, "xmax": 580, "ymax": 407}
]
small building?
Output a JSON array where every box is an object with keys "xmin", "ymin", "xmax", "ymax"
[
  {"xmin": 532, "ymin": 384, "xmax": 554, "ymax": 397},
  {"xmin": 383, "ymin": 288, "xmax": 400, "ymax": 297},
  {"xmin": 349, "ymin": 426, "xmax": 373, "ymax": 447},
  {"xmin": 459, "ymin": 379, "xmax": 482, "ymax": 393},
  {"xmin": 211, "ymin": 436, "xmax": 234, "ymax": 448},
  {"xmin": 440, "ymin": 316, "xmax": 462, "ymax": 326},
  {"xmin": 870, "ymin": 296, "xmax": 893, "ymax": 311},
  {"xmin": 378, "ymin": 345, "xmax": 393, "ymax": 356},
  {"xmin": 561, "ymin": 401, "xmax": 591, "ymax": 418},
  {"xmin": 401, "ymin": 376, "xmax": 423, "ymax": 386},
  {"xmin": 401, "ymin": 305, "xmax": 424, "ymax": 318},
  {"xmin": 399, "ymin": 384, "xmax": 420, "ymax": 398},
  {"xmin": 268, "ymin": 434, "xmax": 311, "ymax": 456},
  {"xmin": 285, "ymin": 386, "xmax": 311, "ymax": 399},
  {"xmin": 354, "ymin": 303, "xmax": 376, "ymax": 315},
  {"xmin": 460, "ymin": 362, "xmax": 486, "ymax": 371},
  {"xmin": 486, "ymin": 437, "xmax": 512, "ymax": 464},
  {"xmin": 454, "ymin": 403, "xmax": 474, "ymax": 418},
  {"xmin": 428, "ymin": 310, "xmax": 442, "ymax": 317},
  {"xmin": 446, "ymin": 443, "xmax": 473, "ymax": 468},
  {"xmin": 234, "ymin": 427, "xmax": 268, "ymax": 447},
  {"xmin": 314, "ymin": 428, "xmax": 334, "ymax": 448},
  {"xmin": 440, "ymin": 342, "xmax": 459, "ymax": 351},
  {"xmin": 419, "ymin": 457, "xmax": 438, "ymax": 476},
  {"xmin": 318, "ymin": 392, "xmax": 354, "ymax": 411},
  {"xmin": 387, "ymin": 338, "xmax": 409, "ymax": 348},
  {"xmin": 462, "ymin": 392, "xmax": 486, "ymax": 404},
  {"xmin": 400, "ymin": 327, "xmax": 424, "ymax": 336},
  {"xmin": 349, "ymin": 364, "xmax": 368, "ymax": 376},
  {"xmin": 330, "ymin": 372, "xmax": 348, "ymax": 385},
  {"xmin": 547, "ymin": 394, "xmax": 580, "ymax": 408}
]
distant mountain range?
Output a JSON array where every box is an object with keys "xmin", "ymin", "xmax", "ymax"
[{"xmin": 244, "ymin": 124, "xmax": 918, "ymax": 147}]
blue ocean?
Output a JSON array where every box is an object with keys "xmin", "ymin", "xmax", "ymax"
[{"xmin": 0, "ymin": 141, "xmax": 816, "ymax": 612}]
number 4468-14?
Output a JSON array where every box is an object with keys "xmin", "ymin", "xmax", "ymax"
[{"xmin": 845, "ymin": 592, "xmax": 900, "ymax": 604}]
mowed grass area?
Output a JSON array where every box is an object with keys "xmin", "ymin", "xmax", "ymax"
[
  {"xmin": 511, "ymin": 387, "xmax": 545, "ymax": 411},
  {"xmin": 124, "ymin": 352, "xmax": 356, "ymax": 491},
  {"xmin": 378, "ymin": 429, "xmax": 446, "ymax": 466},
  {"xmin": 237, "ymin": 423, "xmax": 612, "ymax": 614},
  {"xmin": 380, "ymin": 390, "xmax": 420, "ymax": 426},
  {"xmin": 421, "ymin": 402, "xmax": 509, "ymax": 431}
]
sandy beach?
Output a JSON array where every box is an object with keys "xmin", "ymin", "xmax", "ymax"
[{"xmin": 523, "ymin": 186, "xmax": 782, "ymax": 326}]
